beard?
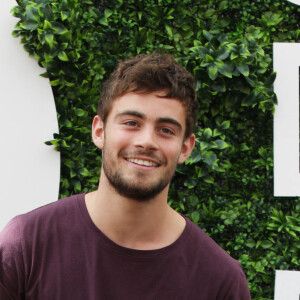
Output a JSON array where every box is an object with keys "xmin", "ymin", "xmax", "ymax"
[{"xmin": 102, "ymin": 146, "xmax": 178, "ymax": 202}]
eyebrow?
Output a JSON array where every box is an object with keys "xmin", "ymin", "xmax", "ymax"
[
  {"xmin": 157, "ymin": 117, "xmax": 182, "ymax": 132},
  {"xmin": 115, "ymin": 110, "xmax": 145, "ymax": 119},
  {"xmin": 115, "ymin": 110, "xmax": 183, "ymax": 132}
]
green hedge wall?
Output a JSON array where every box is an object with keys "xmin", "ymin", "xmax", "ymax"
[{"xmin": 12, "ymin": 0, "xmax": 300, "ymax": 298}]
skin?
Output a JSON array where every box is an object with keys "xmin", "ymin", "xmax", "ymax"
[{"xmin": 85, "ymin": 91, "xmax": 195, "ymax": 250}]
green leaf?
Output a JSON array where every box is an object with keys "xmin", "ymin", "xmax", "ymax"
[
  {"xmin": 182, "ymin": 25, "xmax": 190, "ymax": 31},
  {"xmin": 218, "ymin": 63, "xmax": 234, "ymax": 78},
  {"xmin": 205, "ymin": 54, "xmax": 214, "ymax": 63},
  {"xmin": 80, "ymin": 168, "xmax": 90, "ymax": 176},
  {"xmin": 61, "ymin": 140, "xmax": 70, "ymax": 148},
  {"xmin": 138, "ymin": 11, "xmax": 142, "ymax": 20},
  {"xmin": 25, "ymin": 5, "xmax": 40, "ymax": 22},
  {"xmin": 186, "ymin": 149, "xmax": 202, "ymax": 164},
  {"xmin": 58, "ymin": 51, "xmax": 69, "ymax": 61},
  {"xmin": 204, "ymin": 128, "xmax": 212, "ymax": 138},
  {"xmin": 165, "ymin": 24, "xmax": 173, "ymax": 38},
  {"xmin": 203, "ymin": 30, "xmax": 213, "ymax": 41},
  {"xmin": 76, "ymin": 109, "xmax": 87, "ymax": 117},
  {"xmin": 203, "ymin": 151, "xmax": 217, "ymax": 166},
  {"xmin": 61, "ymin": 11, "xmax": 69, "ymax": 21},
  {"xmin": 214, "ymin": 139, "xmax": 229, "ymax": 149},
  {"xmin": 99, "ymin": 17, "xmax": 108, "ymax": 26},
  {"xmin": 20, "ymin": 20, "xmax": 39, "ymax": 30},
  {"xmin": 242, "ymin": 91, "xmax": 257, "ymax": 106},
  {"xmin": 45, "ymin": 33, "xmax": 54, "ymax": 48},
  {"xmin": 265, "ymin": 72, "xmax": 276, "ymax": 86},
  {"xmin": 179, "ymin": 202, "xmax": 185, "ymax": 211},
  {"xmin": 208, "ymin": 65, "xmax": 218, "ymax": 80},
  {"xmin": 12, "ymin": 30, "xmax": 20, "ymax": 38},
  {"xmin": 204, "ymin": 8, "xmax": 215, "ymax": 19},
  {"xmin": 230, "ymin": 52, "xmax": 238, "ymax": 60},
  {"xmin": 52, "ymin": 22, "xmax": 68, "ymax": 35},
  {"xmin": 213, "ymin": 128, "xmax": 222, "ymax": 137},
  {"xmin": 219, "ymin": 120, "xmax": 230, "ymax": 130},
  {"xmin": 240, "ymin": 143, "xmax": 250, "ymax": 151},
  {"xmin": 50, "ymin": 79, "xmax": 60, "ymax": 86},
  {"xmin": 191, "ymin": 211, "xmax": 200, "ymax": 223},
  {"xmin": 217, "ymin": 49, "xmax": 230, "ymax": 61},
  {"xmin": 237, "ymin": 64, "xmax": 249, "ymax": 77},
  {"xmin": 203, "ymin": 175, "xmax": 214, "ymax": 184},
  {"xmin": 260, "ymin": 240, "xmax": 273, "ymax": 249},
  {"xmin": 73, "ymin": 180, "xmax": 82, "ymax": 192},
  {"xmin": 219, "ymin": 1, "xmax": 228, "ymax": 9},
  {"xmin": 211, "ymin": 84, "xmax": 226, "ymax": 93},
  {"xmin": 291, "ymin": 226, "xmax": 300, "ymax": 233},
  {"xmin": 43, "ymin": 20, "xmax": 52, "ymax": 30},
  {"xmin": 104, "ymin": 9, "xmax": 113, "ymax": 19},
  {"xmin": 260, "ymin": 12, "xmax": 283, "ymax": 27},
  {"xmin": 246, "ymin": 239, "xmax": 256, "ymax": 248}
]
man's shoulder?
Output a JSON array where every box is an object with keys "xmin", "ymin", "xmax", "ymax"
[
  {"xmin": 0, "ymin": 194, "xmax": 86, "ymax": 299},
  {"xmin": 20, "ymin": 194, "xmax": 78, "ymax": 223},
  {"xmin": 184, "ymin": 217, "xmax": 243, "ymax": 273},
  {"xmin": 1, "ymin": 193, "xmax": 84, "ymax": 241},
  {"xmin": 24, "ymin": 193, "xmax": 81, "ymax": 216},
  {"xmin": 182, "ymin": 218, "xmax": 250, "ymax": 298}
]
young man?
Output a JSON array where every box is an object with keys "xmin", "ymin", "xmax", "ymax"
[{"xmin": 0, "ymin": 54, "xmax": 251, "ymax": 299}]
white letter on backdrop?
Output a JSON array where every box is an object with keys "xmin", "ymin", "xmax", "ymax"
[
  {"xmin": 273, "ymin": 43, "xmax": 300, "ymax": 196},
  {"xmin": 0, "ymin": 0, "xmax": 60, "ymax": 230}
]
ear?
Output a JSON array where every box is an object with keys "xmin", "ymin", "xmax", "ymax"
[
  {"xmin": 177, "ymin": 134, "xmax": 195, "ymax": 164},
  {"xmin": 92, "ymin": 115, "xmax": 105, "ymax": 149}
]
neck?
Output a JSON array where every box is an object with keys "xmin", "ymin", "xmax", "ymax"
[{"xmin": 85, "ymin": 174, "xmax": 185, "ymax": 250}]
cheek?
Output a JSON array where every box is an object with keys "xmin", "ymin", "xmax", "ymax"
[
  {"xmin": 105, "ymin": 132, "xmax": 129, "ymax": 153},
  {"xmin": 165, "ymin": 143, "xmax": 183, "ymax": 161}
]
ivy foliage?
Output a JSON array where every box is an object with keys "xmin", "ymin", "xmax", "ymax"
[{"xmin": 11, "ymin": 0, "xmax": 300, "ymax": 299}]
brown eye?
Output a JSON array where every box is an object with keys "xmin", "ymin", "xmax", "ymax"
[
  {"xmin": 124, "ymin": 121, "xmax": 138, "ymax": 126},
  {"xmin": 161, "ymin": 128, "xmax": 174, "ymax": 135}
]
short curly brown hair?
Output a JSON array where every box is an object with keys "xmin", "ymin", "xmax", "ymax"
[{"xmin": 97, "ymin": 54, "xmax": 198, "ymax": 138}]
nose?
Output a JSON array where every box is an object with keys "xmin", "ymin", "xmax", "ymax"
[{"xmin": 133, "ymin": 126, "xmax": 159, "ymax": 151}]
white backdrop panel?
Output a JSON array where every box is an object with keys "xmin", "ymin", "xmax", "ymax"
[
  {"xmin": 273, "ymin": 43, "xmax": 300, "ymax": 196},
  {"xmin": 287, "ymin": 0, "xmax": 300, "ymax": 6},
  {"xmin": 274, "ymin": 270, "xmax": 300, "ymax": 300},
  {"xmin": 0, "ymin": 0, "xmax": 60, "ymax": 231}
]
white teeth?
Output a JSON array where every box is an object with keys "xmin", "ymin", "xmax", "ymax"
[{"xmin": 127, "ymin": 158, "xmax": 158, "ymax": 167}]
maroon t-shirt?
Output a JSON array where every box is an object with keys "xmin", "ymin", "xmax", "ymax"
[{"xmin": 0, "ymin": 194, "xmax": 251, "ymax": 299}]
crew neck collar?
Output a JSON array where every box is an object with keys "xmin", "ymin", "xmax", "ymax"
[{"xmin": 76, "ymin": 193, "xmax": 193, "ymax": 259}]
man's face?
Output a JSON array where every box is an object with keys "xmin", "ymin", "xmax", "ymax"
[{"xmin": 92, "ymin": 91, "xmax": 195, "ymax": 201}]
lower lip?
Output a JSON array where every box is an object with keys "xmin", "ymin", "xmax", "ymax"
[{"xmin": 125, "ymin": 159, "xmax": 159, "ymax": 170}]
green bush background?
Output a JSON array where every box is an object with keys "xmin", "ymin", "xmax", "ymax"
[{"xmin": 11, "ymin": 0, "xmax": 300, "ymax": 298}]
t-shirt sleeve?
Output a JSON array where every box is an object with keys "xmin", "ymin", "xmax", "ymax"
[
  {"xmin": 222, "ymin": 265, "xmax": 251, "ymax": 300},
  {"xmin": 234, "ymin": 270, "xmax": 251, "ymax": 300},
  {"xmin": 0, "ymin": 217, "xmax": 25, "ymax": 300}
]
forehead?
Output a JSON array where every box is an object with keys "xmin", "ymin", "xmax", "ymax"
[{"xmin": 108, "ymin": 92, "xmax": 186, "ymax": 125}]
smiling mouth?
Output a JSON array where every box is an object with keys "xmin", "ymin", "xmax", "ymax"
[{"xmin": 126, "ymin": 158, "xmax": 159, "ymax": 167}]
